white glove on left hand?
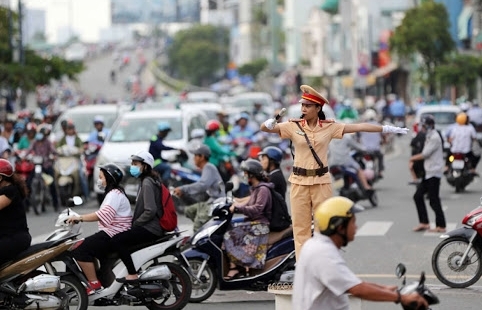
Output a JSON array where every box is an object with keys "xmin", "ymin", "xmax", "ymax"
[
  {"xmin": 382, "ymin": 125, "xmax": 409, "ymax": 135},
  {"xmin": 264, "ymin": 118, "xmax": 277, "ymax": 130}
]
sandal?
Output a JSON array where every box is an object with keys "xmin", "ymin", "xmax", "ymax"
[
  {"xmin": 428, "ymin": 227, "xmax": 446, "ymax": 233},
  {"xmin": 413, "ymin": 224, "xmax": 430, "ymax": 232},
  {"xmin": 224, "ymin": 267, "xmax": 240, "ymax": 280}
]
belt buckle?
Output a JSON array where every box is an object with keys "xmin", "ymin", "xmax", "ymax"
[{"xmin": 306, "ymin": 169, "xmax": 316, "ymax": 177}]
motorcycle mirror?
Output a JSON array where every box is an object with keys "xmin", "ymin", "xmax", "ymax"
[
  {"xmin": 395, "ymin": 263, "xmax": 406, "ymax": 278},
  {"xmin": 67, "ymin": 196, "xmax": 83, "ymax": 207},
  {"xmin": 225, "ymin": 181, "xmax": 234, "ymax": 193},
  {"xmin": 420, "ymin": 271, "xmax": 426, "ymax": 285}
]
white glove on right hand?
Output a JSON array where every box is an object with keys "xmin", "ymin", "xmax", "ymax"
[
  {"xmin": 382, "ymin": 125, "xmax": 409, "ymax": 135},
  {"xmin": 264, "ymin": 118, "xmax": 277, "ymax": 130}
]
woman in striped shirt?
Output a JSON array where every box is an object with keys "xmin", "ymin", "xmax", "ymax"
[{"xmin": 67, "ymin": 163, "xmax": 132, "ymax": 295}]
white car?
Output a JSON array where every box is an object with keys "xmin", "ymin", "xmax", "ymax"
[
  {"xmin": 185, "ymin": 91, "xmax": 219, "ymax": 103},
  {"xmin": 93, "ymin": 108, "xmax": 208, "ymax": 201},
  {"xmin": 412, "ymin": 104, "xmax": 461, "ymax": 152},
  {"xmin": 178, "ymin": 102, "xmax": 222, "ymax": 121},
  {"xmin": 51, "ymin": 104, "xmax": 130, "ymax": 143}
]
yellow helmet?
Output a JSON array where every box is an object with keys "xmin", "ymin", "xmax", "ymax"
[
  {"xmin": 315, "ymin": 197, "xmax": 364, "ymax": 236},
  {"xmin": 456, "ymin": 112, "xmax": 468, "ymax": 125}
]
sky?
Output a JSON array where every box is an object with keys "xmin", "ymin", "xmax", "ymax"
[{"xmin": 20, "ymin": 0, "xmax": 110, "ymax": 43}]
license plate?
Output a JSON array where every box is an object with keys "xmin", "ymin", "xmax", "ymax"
[{"xmin": 452, "ymin": 159, "xmax": 465, "ymax": 170}]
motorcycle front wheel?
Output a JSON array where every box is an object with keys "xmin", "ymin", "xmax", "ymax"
[
  {"xmin": 146, "ymin": 262, "xmax": 192, "ymax": 310},
  {"xmin": 432, "ymin": 236, "xmax": 482, "ymax": 288},
  {"xmin": 188, "ymin": 258, "xmax": 217, "ymax": 303},
  {"xmin": 59, "ymin": 275, "xmax": 88, "ymax": 310}
]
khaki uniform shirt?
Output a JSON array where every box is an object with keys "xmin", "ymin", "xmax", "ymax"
[{"xmin": 279, "ymin": 120, "xmax": 345, "ymax": 185}]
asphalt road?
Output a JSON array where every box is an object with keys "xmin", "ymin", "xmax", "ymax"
[{"xmin": 26, "ymin": 51, "xmax": 482, "ymax": 309}]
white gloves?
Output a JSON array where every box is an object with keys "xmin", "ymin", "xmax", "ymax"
[
  {"xmin": 264, "ymin": 118, "xmax": 277, "ymax": 130},
  {"xmin": 382, "ymin": 125, "xmax": 409, "ymax": 135}
]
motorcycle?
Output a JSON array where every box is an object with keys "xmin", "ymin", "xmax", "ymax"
[
  {"xmin": 352, "ymin": 150, "xmax": 380, "ymax": 185},
  {"xmin": 395, "ymin": 263, "xmax": 439, "ymax": 310},
  {"xmin": 329, "ymin": 165, "xmax": 378, "ymax": 207},
  {"xmin": 14, "ymin": 150, "xmax": 34, "ymax": 182},
  {"xmin": 0, "ymin": 233, "xmax": 84, "ymax": 309},
  {"xmin": 30, "ymin": 155, "xmax": 54, "ymax": 214},
  {"xmin": 445, "ymin": 153, "xmax": 474, "ymax": 192},
  {"xmin": 43, "ymin": 197, "xmax": 193, "ymax": 310},
  {"xmin": 432, "ymin": 196, "xmax": 482, "ymax": 288},
  {"xmin": 182, "ymin": 182, "xmax": 295, "ymax": 303},
  {"xmin": 55, "ymin": 145, "xmax": 82, "ymax": 207},
  {"xmin": 82, "ymin": 143, "xmax": 102, "ymax": 191}
]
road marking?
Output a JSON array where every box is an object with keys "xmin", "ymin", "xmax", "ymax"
[
  {"xmin": 423, "ymin": 222, "xmax": 457, "ymax": 236},
  {"xmin": 356, "ymin": 221, "xmax": 392, "ymax": 236}
]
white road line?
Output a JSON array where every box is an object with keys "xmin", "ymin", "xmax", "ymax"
[
  {"xmin": 356, "ymin": 221, "xmax": 392, "ymax": 236},
  {"xmin": 423, "ymin": 223, "xmax": 457, "ymax": 237}
]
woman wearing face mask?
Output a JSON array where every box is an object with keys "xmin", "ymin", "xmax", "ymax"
[
  {"xmin": 66, "ymin": 163, "xmax": 132, "ymax": 295},
  {"xmin": 224, "ymin": 159, "xmax": 273, "ymax": 280},
  {"xmin": 110, "ymin": 150, "xmax": 163, "ymax": 283}
]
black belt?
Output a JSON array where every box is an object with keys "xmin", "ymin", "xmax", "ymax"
[{"xmin": 292, "ymin": 166, "xmax": 328, "ymax": 177}]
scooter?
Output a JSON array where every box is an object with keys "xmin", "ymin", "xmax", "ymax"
[
  {"xmin": 329, "ymin": 165, "xmax": 378, "ymax": 207},
  {"xmin": 0, "ymin": 233, "xmax": 84, "ymax": 309},
  {"xmin": 445, "ymin": 152, "xmax": 474, "ymax": 192},
  {"xmin": 55, "ymin": 145, "xmax": 82, "ymax": 206},
  {"xmin": 43, "ymin": 197, "xmax": 193, "ymax": 310},
  {"xmin": 352, "ymin": 150, "xmax": 380, "ymax": 185},
  {"xmin": 182, "ymin": 182, "xmax": 295, "ymax": 303},
  {"xmin": 432, "ymin": 196, "xmax": 482, "ymax": 288},
  {"xmin": 14, "ymin": 150, "xmax": 34, "ymax": 181}
]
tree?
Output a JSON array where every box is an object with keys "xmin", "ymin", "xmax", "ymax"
[
  {"xmin": 166, "ymin": 25, "xmax": 229, "ymax": 86},
  {"xmin": 390, "ymin": 0, "xmax": 454, "ymax": 95},
  {"xmin": 0, "ymin": 7, "xmax": 84, "ymax": 92},
  {"xmin": 435, "ymin": 54, "xmax": 482, "ymax": 99}
]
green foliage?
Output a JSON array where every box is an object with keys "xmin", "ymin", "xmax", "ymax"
[
  {"xmin": 167, "ymin": 24, "xmax": 229, "ymax": 86},
  {"xmin": 436, "ymin": 54, "xmax": 482, "ymax": 97},
  {"xmin": 238, "ymin": 58, "xmax": 269, "ymax": 77},
  {"xmin": 0, "ymin": 7, "xmax": 84, "ymax": 91},
  {"xmin": 390, "ymin": 0, "xmax": 454, "ymax": 94}
]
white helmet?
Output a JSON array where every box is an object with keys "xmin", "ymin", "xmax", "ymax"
[
  {"xmin": 130, "ymin": 150, "xmax": 154, "ymax": 169},
  {"xmin": 363, "ymin": 109, "xmax": 377, "ymax": 121}
]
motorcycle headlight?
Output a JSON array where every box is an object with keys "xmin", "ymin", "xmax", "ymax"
[
  {"xmin": 467, "ymin": 214, "xmax": 482, "ymax": 227},
  {"xmin": 191, "ymin": 225, "xmax": 219, "ymax": 246}
]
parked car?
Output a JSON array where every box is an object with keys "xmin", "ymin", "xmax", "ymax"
[
  {"xmin": 93, "ymin": 108, "xmax": 208, "ymax": 202},
  {"xmin": 412, "ymin": 104, "xmax": 461, "ymax": 154},
  {"xmin": 51, "ymin": 104, "xmax": 130, "ymax": 143}
]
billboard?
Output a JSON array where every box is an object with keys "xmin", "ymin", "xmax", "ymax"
[{"xmin": 111, "ymin": 0, "xmax": 200, "ymax": 24}]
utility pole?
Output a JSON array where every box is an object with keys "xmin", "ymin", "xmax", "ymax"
[{"xmin": 18, "ymin": 0, "xmax": 24, "ymax": 65}]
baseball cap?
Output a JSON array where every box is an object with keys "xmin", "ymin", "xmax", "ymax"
[
  {"xmin": 190, "ymin": 144, "xmax": 211, "ymax": 157},
  {"xmin": 130, "ymin": 150, "xmax": 154, "ymax": 168}
]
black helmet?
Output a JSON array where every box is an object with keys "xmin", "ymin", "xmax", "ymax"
[
  {"xmin": 240, "ymin": 159, "xmax": 264, "ymax": 177},
  {"xmin": 421, "ymin": 114, "xmax": 435, "ymax": 129},
  {"xmin": 100, "ymin": 164, "xmax": 124, "ymax": 185}
]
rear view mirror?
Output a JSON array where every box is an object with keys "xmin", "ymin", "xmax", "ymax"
[
  {"xmin": 68, "ymin": 196, "xmax": 83, "ymax": 207},
  {"xmin": 395, "ymin": 263, "xmax": 406, "ymax": 278},
  {"xmin": 225, "ymin": 182, "xmax": 234, "ymax": 193}
]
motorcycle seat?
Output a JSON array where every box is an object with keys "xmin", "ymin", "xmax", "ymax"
[
  {"xmin": 268, "ymin": 226, "xmax": 293, "ymax": 249},
  {"xmin": 0, "ymin": 240, "xmax": 61, "ymax": 270},
  {"xmin": 104, "ymin": 232, "xmax": 179, "ymax": 259}
]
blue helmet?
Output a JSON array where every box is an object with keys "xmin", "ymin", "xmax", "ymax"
[
  {"xmin": 157, "ymin": 121, "xmax": 171, "ymax": 132},
  {"xmin": 258, "ymin": 146, "xmax": 283, "ymax": 164}
]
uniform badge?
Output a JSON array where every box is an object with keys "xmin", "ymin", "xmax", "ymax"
[{"xmin": 296, "ymin": 130, "xmax": 305, "ymax": 136}]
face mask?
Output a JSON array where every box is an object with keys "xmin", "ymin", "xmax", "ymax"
[
  {"xmin": 130, "ymin": 165, "xmax": 141, "ymax": 178},
  {"xmin": 96, "ymin": 179, "xmax": 105, "ymax": 191},
  {"xmin": 35, "ymin": 133, "xmax": 44, "ymax": 141},
  {"xmin": 242, "ymin": 174, "xmax": 249, "ymax": 184}
]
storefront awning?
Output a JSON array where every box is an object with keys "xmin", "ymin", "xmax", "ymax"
[{"xmin": 371, "ymin": 62, "xmax": 398, "ymax": 78}]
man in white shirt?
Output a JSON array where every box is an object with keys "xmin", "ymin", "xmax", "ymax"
[
  {"xmin": 292, "ymin": 196, "xmax": 427, "ymax": 310},
  {"xmin": 448, "ymin": 112, "xmax": 477, "ymax": 175}
]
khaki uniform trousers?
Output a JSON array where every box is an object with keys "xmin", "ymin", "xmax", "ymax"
[{"xmin": 290, "ymin": 183, "xmax": 333, "ymax": 261}]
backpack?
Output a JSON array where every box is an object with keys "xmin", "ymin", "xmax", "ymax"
[
  {"xmin": 156, "ymin": 180, "xmax": 178, "ymax": 232},
  {"xmin": 260, "ymin": 185, "xmax": 291, "ymax": 232}
]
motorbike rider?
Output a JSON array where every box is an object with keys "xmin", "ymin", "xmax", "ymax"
[
  {"xmin": 0, "ymin": 126, "xmax": 11, "ymax": 159},
  {"xmin": 57, "ymin": 122, "xmax": 90, "ymax": 201},
  {"xmin": 27, "ymin": 126, "xmax": 59, "ymax": 211},
  {"xmin": 447, "ymin": 112, "xmax": 478, "ymax": 176},
  {"xmin": 173, "ymin": 144, "xmax": 225, "ymax": 232},
  {"xmin": 328, "ymin": 130, "xmax": 374, "ymax": 192},
  {"xmin": 203, "ymin": 120, "xmax": 236, "ymax": 182},
  {"xmin": 17, "ymin": 122, "xmax": 37, "ymax": 150},
  {"xmin": 292, "ymin": 196, "xmax": 428, "ymax": 310},
  {"xmin": 0, "ymin": 159, "xmax": 31, "ymax": 265},
  {"xmin": 3, "ymin": 115, "xmax": 22, "ymax": 147},
  {"xmin": 357, "ymin": 109, "xmax": 385, "ymax": 179},
  {"xmin": 111, "ymin": 150, "xmax": 163, "ymax": 283},
  {"xmin": 224, "ymin": 159, "xmax": 272, "ymax": 280},
  {"xmin": 87, "ymin": 115, "xmax": 110, "ymax": 147},
  {"xmin": 467, "ymin": 100, "xmax": 482, "ymax": 128},
  {"xmin": 230, "ymin": 112, "xmax": 256, "ymax": 145},
  {"xmin": 66, "ymin": 164, "xmax": 132, "ymax": 295},
  {"xmin": 258, "ymin": 146, "xmax": 287, "ymax": 198},
  {"xmin": 149, "ymin": 121, "xmax": 178, "ymax": 186},
  {"xmin": 336, "ymin": 99, "xmax": 358, "ymax": 121},
  {"xmin": 216, "ymin": 110, "xmax": 232, "ymax": 144}
]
